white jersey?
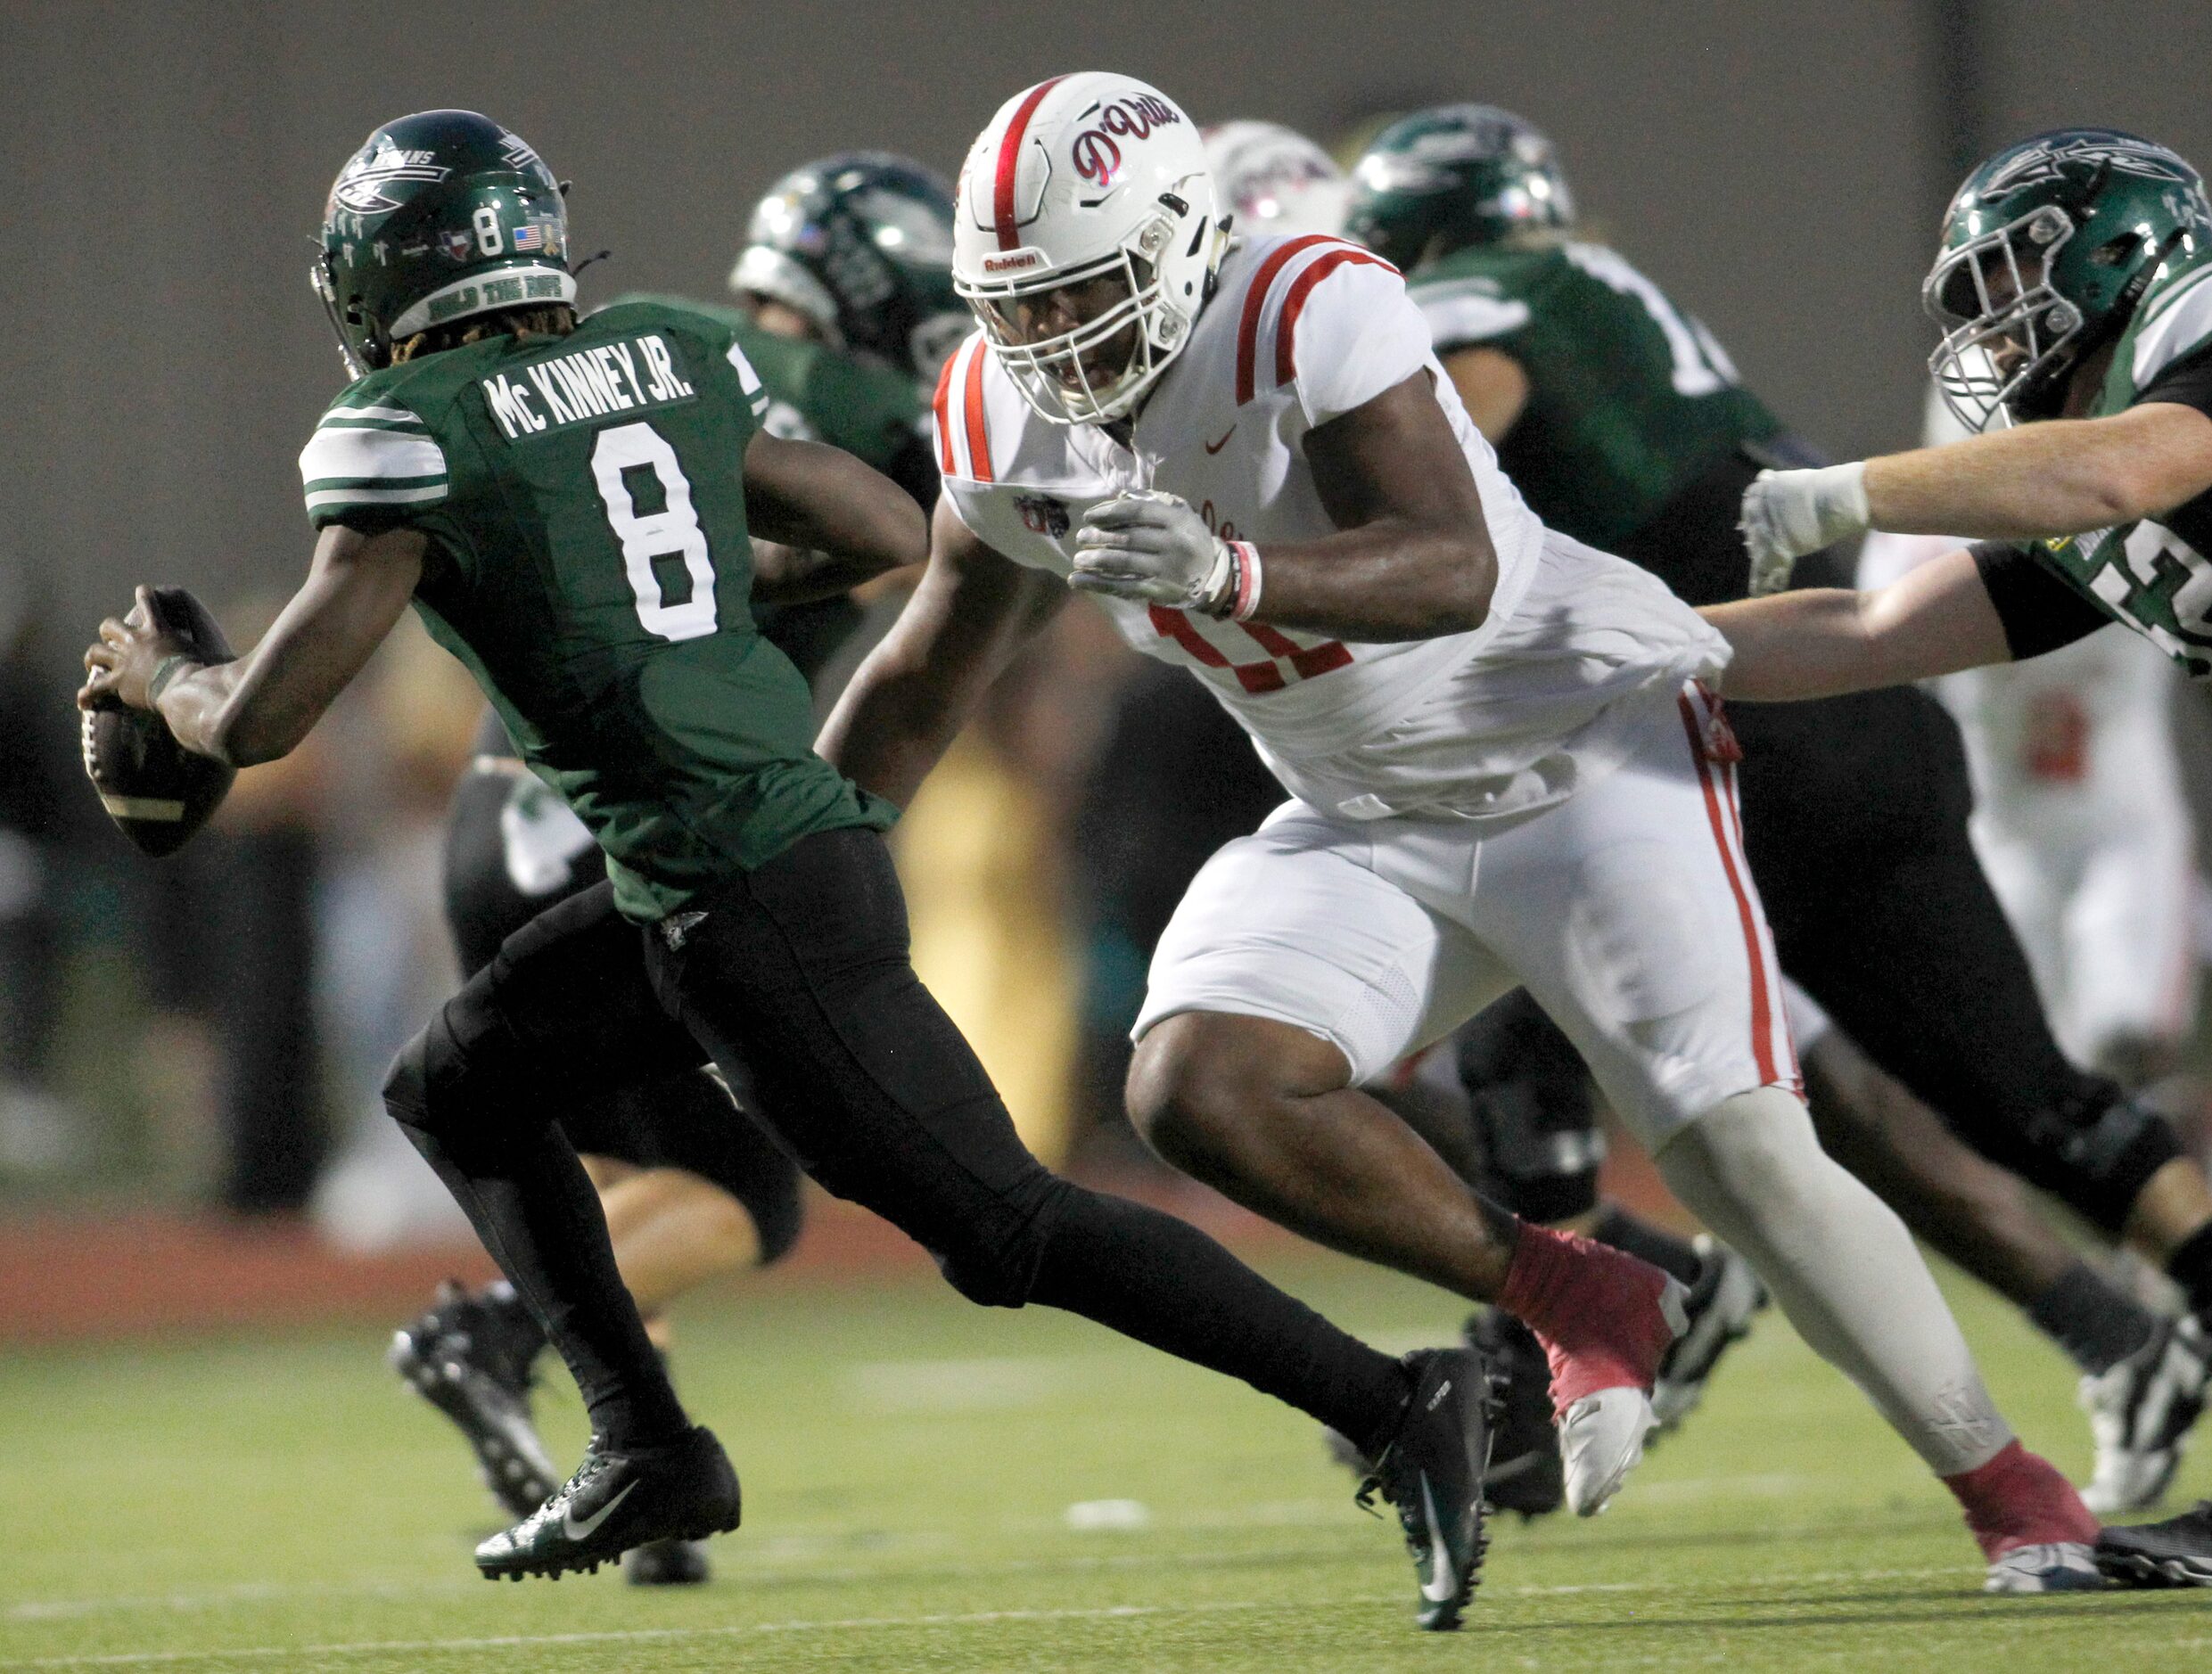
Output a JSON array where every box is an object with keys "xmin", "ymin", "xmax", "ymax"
[{"xmin": 938, "ymin": 233, "xmax": 1727, "ymax": 822}]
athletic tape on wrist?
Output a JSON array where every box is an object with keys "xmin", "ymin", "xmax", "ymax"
[{"xmin": 1229, "ymin": 541, "xmax": 1263, "ymax": 621}]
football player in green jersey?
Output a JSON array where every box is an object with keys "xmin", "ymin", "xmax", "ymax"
[
  {"xmin": 1714, "ymin": 126, "xmax": 2212, "ymax": 1584},
  {"xmin": 391, "ymin": 156, "xmax": 958, "ymax": 1588},
  {"xmin": 1349, "ymin": 106, "xmax": 2212, "ymax": 1528},
  {"xmin": 80, "ymin": 110, "xmax": 1500, "ymax": 1616}
]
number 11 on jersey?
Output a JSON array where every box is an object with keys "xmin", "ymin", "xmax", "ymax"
[{"xmin": 589, "ymin": 421, "xmax": 720, "ymax": 642}]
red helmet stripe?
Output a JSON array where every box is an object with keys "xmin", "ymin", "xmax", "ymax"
[
  {"xmin": 961, "ymin": 340, "xmax": 994, "ymax": 481},
  {"xmin": 932, "ymin": 348, "xmax": 958, "ymax": 475},
  {"xmin": 994, "ymin": 77, "xmax": 1066, "ymax": 251},
  {"xmin": 1233, "ymin": 235, "xmax": 1336, "ymax": 405},
  {"xmin": 1273, "ymin": 248, "xmax": 1395, "ymax": 390}
]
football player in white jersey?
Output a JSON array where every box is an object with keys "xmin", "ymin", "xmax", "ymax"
[{"xmin": 821, "ymin": 72, "xmax": 2101, "ymax": 1592}]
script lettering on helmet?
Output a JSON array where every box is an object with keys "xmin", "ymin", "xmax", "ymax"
[{"xmin": 1072, "ymin": 95, "xmax": 1182, "ymax": 186}]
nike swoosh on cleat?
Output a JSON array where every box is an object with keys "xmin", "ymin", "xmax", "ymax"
[
  {"xmin": 1204, "ymin": 426, "xmax": 1236, "ymax": 453},
  {"xmin": 562, "ymin": 1480, "xmax": 638, "ymax": 1542},
  {"xmin": 1418, "ymin": 1479, "xmax": 1459, "ymax": 1603}
]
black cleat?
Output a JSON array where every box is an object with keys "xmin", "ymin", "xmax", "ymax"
[
  {"xmin": 1649, "ymin": 1236, "xmax": 1765, "ymax": 1433},
  {"xmin": 475, "ymin": 1425, "xmax": 740, "ymax": 1581},
  {"xmin": 624, "ymin": 1537, "xmax": 711, "ymax": 1586},
  {"xmin": 1356, "ymin": 1347, "xmax": 1498, "ymax": 1631},
  {"xmin": 390, "ymin": 1281, "xmax": 556, "ymax": 1520},
  {"xmin": 2095, "ymin": 1500, "xmax": 2212, "ymax": 1588},
  {"xmin": 1466, "ymin": 1308, "xmax": 1564, "ymax": 1519}
]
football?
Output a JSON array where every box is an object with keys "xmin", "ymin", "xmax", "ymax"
[{"xmin": 78, "ymin": 587, "xmax": 237, "ymax": 858}]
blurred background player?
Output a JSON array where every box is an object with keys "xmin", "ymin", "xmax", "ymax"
[
  {"xmin": 1862, "ymin": 385, "xmax": 2200, "ymax": 1088},
  {"xmin": 1344, "ymin": 103, "xmax": 2212, "ymax": 1516},
  {"xmin": 390, "ymin": 151, "xmax": 963, "ymax": 1586}
]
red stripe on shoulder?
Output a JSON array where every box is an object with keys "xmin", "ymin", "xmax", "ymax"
[
  {"xmin": 1272, "ymin": 248, "xmax": 1395, "ymax": 391},
  {"xmin": 993, "ymin": 78, "xmax": 1065, "ymax": 251},
  {"xmin": 932, "ymin": 351, "xmax": 958, "ymax": 476},
  {"xmin": 1234, "ymin": 235, "xmax": 1336, "ymax": 406},
  {"xmin": 960, "ymin": 342, "xmax": 993, "ymax": 484}
]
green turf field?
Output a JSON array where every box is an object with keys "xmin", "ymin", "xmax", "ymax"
[{"xmin": 4, "ymin": 1250, "xmax": 2208, "ymax": 1672}]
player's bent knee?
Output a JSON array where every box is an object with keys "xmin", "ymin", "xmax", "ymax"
[{"xmin": 1126, "ymin": 1011, "xmax": 1343, "ymax": 1168}]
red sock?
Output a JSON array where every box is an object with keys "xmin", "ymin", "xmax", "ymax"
[
  {"xmin": 1942, "ymin": 1439, "xmax": 2100, "ymax": 1560},
  {"xmin": 1499, "ymin": 1221, "xmax": 1679, "ymax": 1419}
]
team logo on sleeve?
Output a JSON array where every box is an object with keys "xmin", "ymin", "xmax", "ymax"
[
  {"xmin": 330, "ymin": 140, "xmax": 450, "ymax": 213},
  {"xmin": 1015, "ymin": 494, "xmax": 1072, "ymax": 537}
]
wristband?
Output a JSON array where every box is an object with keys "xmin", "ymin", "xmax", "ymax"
[
  {"xmin": 1227, "ymin": 541, "xmax": 1263, "ymax": 621},
  {"xmin": 146, "ymin": 654, "xmax": 199, "ymax": 704}
]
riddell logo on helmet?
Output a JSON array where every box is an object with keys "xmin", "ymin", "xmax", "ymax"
[
  {"xmin": 983, "ymin": 250, "xmax": 1044, "ymax": 273},
  {"xmin": 1072, "ymin": 94, "xmax": 1183, "ymax": 185}
]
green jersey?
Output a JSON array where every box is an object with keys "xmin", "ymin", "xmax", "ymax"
[
  {"xmin": 299, "ymin": 295, "xmax": 896, "ymax": 921},
  {"xmin": 1978, "ymin": 263, "xmax": 2212, "ymax": 677},
  {"xmin": 610, "ymin": 292, "xmax": 925, "ymax": 470},
  {"xmin": 1408, "ymin": 240, "xmax": 1781, "ymax": 550}
]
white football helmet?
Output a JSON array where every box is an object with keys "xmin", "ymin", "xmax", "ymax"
[
  {"xmin": 952, "ymin": 73, "xmax": 1223, "ymax": 424},
  {"xmin": 1203, "ymin": 120, "xmax": 1348, "ymax": 240}
]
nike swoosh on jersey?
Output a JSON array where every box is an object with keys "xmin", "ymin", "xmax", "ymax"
[
  {"xmin": 1204, "ymin": 425, "xmax": 1237, "ymax": 454},
  {"xmin": 562, "ymin": 1479, "xmax": 638, "ymax": 1542},
  {"xmin": 1419, "ymin": 1478, "xmax": 1460, "ymax": 1602}
]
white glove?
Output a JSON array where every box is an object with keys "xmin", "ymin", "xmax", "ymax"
[
  {"xmin": 1739, "ymin": 463, "xmax": 1871, "ymax": 595},
  {"xmin": 1072, "ymin": 490, "xmax": 1250, "ymax": 615}
]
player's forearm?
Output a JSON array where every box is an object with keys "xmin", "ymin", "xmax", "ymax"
[
  {"xmin": 1864, "ymin": 411, "xmax": 2203, "ymax": 539},
  {"xmin": 152, "ymin": 660, "xmax": 265, "ymax": 765},
  {"xmin": 1703, "ymin": 554, "xmax": 2011, "ymax": 699},
  {"xmin": 1248, "ymin": 521, "xmax": 1497, "ymax": 643},
  {"xmin": 816, "ymin": 644, "xmax": 974, "ymax": 809},
  {"xmin": 1700, "ymin": 590, "xmax": 1892, "ymax": 702},
  {"xmin": 744, "ymin": 437, "xmax": 928, "ymax": 587},
  {"xmin": 748, "ymin": 540, "xmax": 886, "ymax": 606}
]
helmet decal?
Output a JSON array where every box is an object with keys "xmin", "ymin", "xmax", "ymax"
[
  {"xmin": 331, "ymin": 140, "xmax": 449, "ymax": 215},
  {"xmin": 1980, "ymin": 133, "xmax": 2196, "ymax": 195}
]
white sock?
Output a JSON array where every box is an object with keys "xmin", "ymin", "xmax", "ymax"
[{"xmin": 1655, "ymin": 1087, "xmax": 2011, "ymax": 1477}]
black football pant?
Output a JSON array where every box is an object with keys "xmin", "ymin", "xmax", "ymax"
[
  {"xmin": 385, "ymin": 827, "xmax": 1409, "ymax": 1451},
  {"xmin": 442, "ymin": 760, "xmax": 803, "ymax": 1260}
]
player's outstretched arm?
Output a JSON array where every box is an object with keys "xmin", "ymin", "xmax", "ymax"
[
  {"xmin": 1700, "ymin": 546, "xmax": 2012, "ymax": 701},
  {"xmin": 741, "ymin": 430, "xmax": 928, "ymax": 604},
  {"xmin": 78, "ymin": 525, "xmax": 424, "ymax": 767},
  {"xmin": 817, "ymin": 496, "xmax": 1066, "ymax": 808},
  {"xmin": 1072, "ymin": 370, "xmax": 1499, "ymax": 643},
  {"xmin": 1741, "ymin": 404, "xmax": 2212, "ymax": 572}
]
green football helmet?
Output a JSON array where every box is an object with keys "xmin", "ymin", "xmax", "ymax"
[
  {"xmin": 313, "ymin": 110, "xmax": 575, "ymax": 379},
  {"xmin": 1344, "ymin": 104, "xmax": 1573, "ymax": 271},
  {"xmin": 728, "ymin": 152, "xmax": 965, "ymax": 383},
  {"xmin": 1927, "ymin": 127, "xmax": 2212, "ymax": 431}
]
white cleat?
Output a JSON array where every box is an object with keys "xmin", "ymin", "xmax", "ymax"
[
  {"xmin": 1983, "ymin": 1541, "xmax": 2104, "ymax": 1594},
  {"xmin": 2080, "ymin": 1314, "xmax": 2211, "ymax": 1516},
  {"xmin": 1559, "ymin": 1385, "xmax": 1657, "ymax": 1517}
]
